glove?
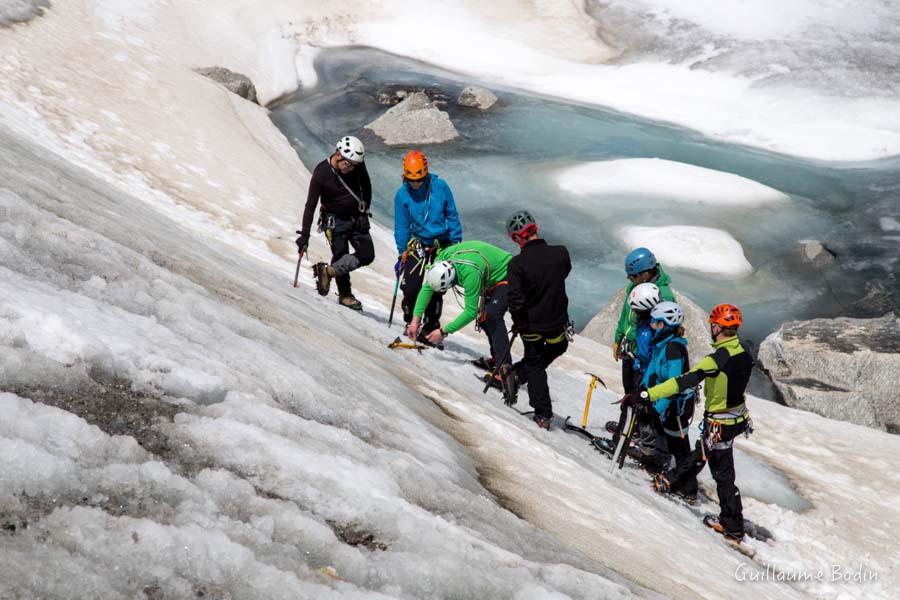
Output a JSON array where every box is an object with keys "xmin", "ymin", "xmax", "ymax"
[
  {"xmin": 621, "ymin": 390, "xmax": 649, "ymax": 409},
  {"xmin": 295, "ymin": 231, "xmax": 309, "ymax": 253},
  {"xmin": 394, "ymin": 254, "xmax": 407, "ymax": 277},
  {"xmin": 613, "ymin": 343, "xmax": 620, "ymax": 362}
]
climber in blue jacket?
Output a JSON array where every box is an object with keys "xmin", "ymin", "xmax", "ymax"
[{"xmin": 393, "ymin": 150, "xmax": 463, "ymax": 340}]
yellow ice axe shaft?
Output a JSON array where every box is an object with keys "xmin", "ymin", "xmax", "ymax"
[
  {"xmin": 388, "ymin": 336, "xmax": 428, "ymax": 351},
  {"xmin": 582, "ymin": 376, "xmax": 598, "ymax": 428},
  {"xmin": 581, "ymin": 372, "xmax": 607, "ymax": 427}
]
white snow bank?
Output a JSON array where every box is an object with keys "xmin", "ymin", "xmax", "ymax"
[
  {"xmin": 349, "ymin": 3, "xmax": 900, "ymax": 161},
  {"xmin": 620, "ymin": 225, "xmax": 753, "ymax": 278},
  {"xmin": 604, "ymin": 0, "xmax": 885, "ymax": 42},
  {"xmin": 556, "ymin": 159, "xmax": 789, "ymax": 205},
  {"xmin": 67, "ymin": 0, "xmax": 896, "ymax": 160}
]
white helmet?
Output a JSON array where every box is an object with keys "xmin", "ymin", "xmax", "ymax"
[
  {"xmin": 336, "ymin": 135, "xmax": 365, "ymax": 164},
  {"xmin": 651, "ymin": 301, "xmax": 684, "ymax": 327},
  {"xmin": 628, "ymin": 283, "xmax": 661, "ymax": 313},
  {"xmin": 426, "ymin": 261, "xmax": 457, "ymax": 292}
]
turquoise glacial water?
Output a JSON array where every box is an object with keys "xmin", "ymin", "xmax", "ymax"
[{"xmin": 270, "ymin": 47, "xmax": 900, "ymax": 346}]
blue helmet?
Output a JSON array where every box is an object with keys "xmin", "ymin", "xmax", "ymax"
[{"xmin": 625, "ymin": 247, "xmax": 657, "ymax": 276}]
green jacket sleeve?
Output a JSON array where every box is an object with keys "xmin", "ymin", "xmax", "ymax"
[
  {"xmin": 647, "ymin": 348, "xmax": 729, "ymax": 401},
  {"xmin": 614, "ymin": 285, "xmax": 634, "ymax": 345},
  {"xmin": 444, "ymin": 268, "xmax": 481, "ymax": 333},
  {"xmin": 413, "ymin": 284, "xmax": 435, "ymax": 318}
]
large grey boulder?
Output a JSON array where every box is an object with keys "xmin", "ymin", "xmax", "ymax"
[
  {"xmin": 365, "ymin": 92, "xmax": 459, "ymax": 146},
  {"xmin": 757, "ymin": 315, "xmax": 900, "ymax": 433},
  {"xmin": 196, "ymin": 67, "xmax": 259, "ymax": 104},
  {"xmin": 457, "ymin": 86, "xmax": 497, "ymax": 110},
  {"xmin": 1, "ymin": 0, "xmax": 49, "ymax": 26},
  {"xmin": 581, "ymin": 288, "xmax": 713, "ymax": 361}
]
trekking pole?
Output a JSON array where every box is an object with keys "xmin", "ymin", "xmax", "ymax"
[
  {"xmin": 388, "ymin": 268, "xmax": 401, "ymax": 328},
  {"xmin": 610, "ymin": 407, "xmax": 637, "ymax": 474},
  {"xmin": 483, "ymin": 330, "xmax": 518, "ymax": 394},
  {"xmin": 581, "ymin": 372, "xmax": 607, "ymax": 428}
]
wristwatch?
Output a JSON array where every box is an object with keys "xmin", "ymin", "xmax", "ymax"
[
  {"xmin": 639, "ymin": 390, "xmax": 649, "ymax": 400},
  {"xmin": 440, "ymin": 328, "xmax": 448, "ymax": 337}
]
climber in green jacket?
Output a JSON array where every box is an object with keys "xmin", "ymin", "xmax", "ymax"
[
  {"xmin": 406, "ymin": 240, "xmax": 512, "ymax": 367},
  {"xmin": 613, "ymin": 247, "xmax": 675, "ymax": 392}
]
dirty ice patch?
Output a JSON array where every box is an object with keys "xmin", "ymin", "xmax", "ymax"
[
  {"xmin": 619, "ymin": 225, "xmax": 753, "ymax": 278},
  {"xmin": 556, "ymin": 158, "xmax": 788, "ymax": 205}
]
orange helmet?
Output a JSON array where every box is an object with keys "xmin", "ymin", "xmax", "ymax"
[
  {"xmin": 403, "ymin": 150, "xmax": 428, "ymax": 181},
  {"xmin": 708, "ymin": 303, "xmax": 743, "ymax": 328}
]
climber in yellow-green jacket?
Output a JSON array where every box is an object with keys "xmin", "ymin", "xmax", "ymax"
[{"xmin": 621, "ymin": 303, "xmax": 753, "ymax": 542}]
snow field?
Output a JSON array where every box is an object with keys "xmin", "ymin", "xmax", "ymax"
[{"xmin": 0, "ymin": 133, "xmax": 648, "ymax": 598}]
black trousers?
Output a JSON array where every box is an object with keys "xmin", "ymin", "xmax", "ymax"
[
  {"xmin": 667, "ymin": 420, "xmax": 747, "ymax": 532},
  {"xmin": 654, "ymin": 398, "xmax": 696, "ymax": 491},
  {"xmin": 327, "ymin": 216, "xmax": 375, "ymax": 296},
  {"xmin": 521, "ymin": 336, "xmax": 568, "ymax": 420},
  {"xmin": 400, "ymin": 253, "xmax": 443, "ymax": 330},
  {"xmin": 621, "ymin": 356, "xmax": 641, "ymax": 393},
  {"xmin": 483, "ymin": 284, "xmax": 510, "ymax": 365}
]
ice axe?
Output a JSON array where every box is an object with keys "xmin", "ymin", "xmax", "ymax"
[
  {"xmin": 388, "ymin": 336, "xmax": 428, "ymax": 352},
  {"xmin": 581, "ymin": 372, "xmax": 607, "ymax": 428},
  {"xmin": 292, "ymin": 230, "xmax": 306, "ymax": 288}
]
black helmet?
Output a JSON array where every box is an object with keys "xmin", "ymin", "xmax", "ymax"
[{"xmin": 506, "ymin": 210, "xmax": 537, "ymax": 236}]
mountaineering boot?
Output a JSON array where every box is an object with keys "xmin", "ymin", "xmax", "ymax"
[
  {"xmin": 592, "ymin": 437, "xmax": 617, "ymax": 456},
  {"xmin": 499, "ymin": 364, "xmax": 518, "ymax": 406},
  {"xmin": 338, "ymin": 293, "xmax": 363, "ymax": 311},
  {"xmin": 471, "ymin": 356, "xmax": 496, "ymax": 371},
  {"xmin": 416, "ymin": 332, "xmax": 444, "ymax": 350},
  {"xmin": 417, "ymin": 322, "xmax": 444, "ymax": 350},
  {"xmin": 654, "ymin": 471, "xmax": 696, "ymax": 503},
  {"xmin": 533, "ymin": 415, "xmax": 552, "ymax": 431},
  {"xmin": 703, "ymin": 514, "xmax": 745, "ymax": 542},
  {"xmin": 313, "ymin": 262, "xmax": 336, "ymax": 296},
  {"xmin": 638, "ymin": 456, "xmax": 669, "ymax": 475}
]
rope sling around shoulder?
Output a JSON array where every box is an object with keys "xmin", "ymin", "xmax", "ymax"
[
  {"xmin": 330, "ymin": 165, "xmax": 368, "ymax": 215},
  {"xmin": 444, "ymin": 248, "xmax": 495, "ymax": 333}
]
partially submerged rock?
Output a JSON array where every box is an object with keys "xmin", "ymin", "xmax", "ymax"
[
  {"xmin": 799, "ymin": 239, "xmax": 835, "ymax": 268},
  {"xmin": 375, "ymin": 86, "xmax": 451, "ymax": 106},
  {"xmin": 365, "ymin": 92, "xmax": 459, "ymax": 146},
  {"xmin": 757, "ymin": 315, "xmax": 900, "ymax": 433},
  {"xmin": 196, "ymin": 67, "xmax": 259, "ymax": 104},
  {"xmin": 457, "ymin": 86, "xmax": 497, "ymax": 110}
]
